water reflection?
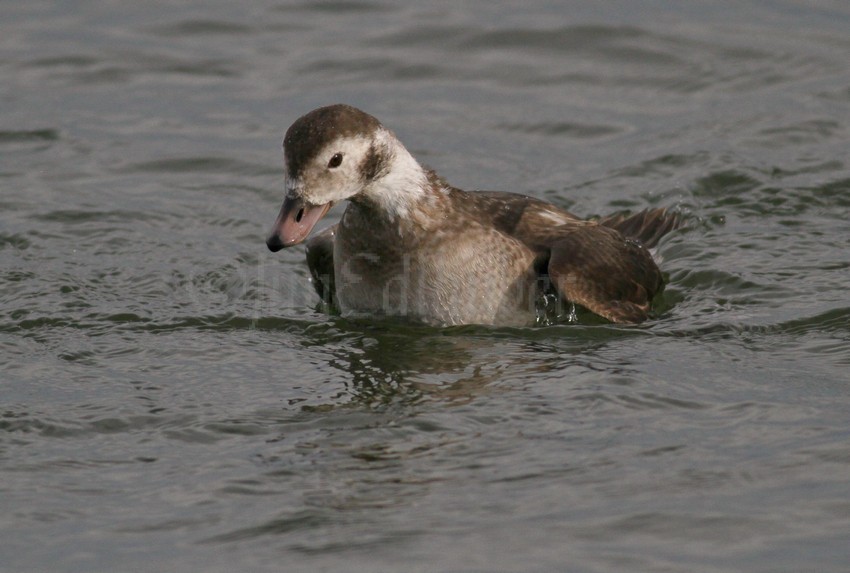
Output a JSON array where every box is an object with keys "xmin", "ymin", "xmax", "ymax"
[
  {"xmin": 322, "ymin": 322, "xmax": 510, "ymax": 406},
  {"xmin": 298, "ymin": 317, "xmax": 644, "ymax": 408}
]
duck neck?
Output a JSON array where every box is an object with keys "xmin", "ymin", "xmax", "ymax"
[{"xmin": 357, "ymin": 132, "xmax": 433, "ymax": 221}]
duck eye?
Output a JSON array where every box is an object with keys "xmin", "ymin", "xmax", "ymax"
[{"xmin": 327, "ymin": 153, "xmax": 343, "ymax": 169}]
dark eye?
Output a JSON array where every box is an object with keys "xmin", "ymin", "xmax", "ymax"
[{"xmin": 327, "ymin": 153, "xmax": 343, "ymax": 169}]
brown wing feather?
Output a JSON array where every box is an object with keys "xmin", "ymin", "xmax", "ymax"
[
  {"xmin": 448, "ymin": 192, "xmax": 679, "ymax": 324},
  {"xmin": 547, "ymin": 224, "xmax": 664, "ymax": 323}
]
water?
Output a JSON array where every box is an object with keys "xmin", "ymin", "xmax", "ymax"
[{"xmin": 2, "ymin": 1, "xmax": 850, "ymax": 571}]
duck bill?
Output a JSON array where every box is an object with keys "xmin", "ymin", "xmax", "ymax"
[{"xmin": 266, "ymin": 195, "xmax": 332, "ymax": 252}]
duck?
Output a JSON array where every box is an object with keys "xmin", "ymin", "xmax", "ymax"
[{"xmin": 266, "ymin": 104, "xmax": 680, "ymax": 326}]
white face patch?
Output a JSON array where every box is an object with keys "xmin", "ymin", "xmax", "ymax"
[
  {"xmin": 295, "ymin": 134, "xmax": 372, "ymax": 206},
  {"xmin": 296, "ymin": 128, "xmax": 429, "ymax": 219}
]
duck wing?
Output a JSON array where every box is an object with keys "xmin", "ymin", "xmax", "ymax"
[
  {"xmin": 546, "ymin": 223, "xmax": 664, "ymax": 323},
  {"xmin": 460, "ymin": 191, "xmax": 680, "ymax": 323}
]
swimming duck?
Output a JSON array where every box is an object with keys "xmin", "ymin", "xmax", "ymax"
[{"xmin": 266, "ymin": 104, "xmax": 680, "ymax": 326}]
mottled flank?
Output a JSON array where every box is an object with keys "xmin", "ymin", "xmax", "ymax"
[{"xmin": 268, "ymin": 104, "xmax": 682, "ymax": 325}]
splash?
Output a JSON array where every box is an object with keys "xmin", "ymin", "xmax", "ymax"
[{"xmin": 535, "ymin": 294, "xmax": 578, "ymax": 326}]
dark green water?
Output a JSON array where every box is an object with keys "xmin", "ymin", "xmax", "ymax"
[{"xmin": 2, "ymin": 1, "xmax": 849, "ymax": 571}]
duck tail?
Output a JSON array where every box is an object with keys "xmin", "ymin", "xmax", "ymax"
[{"xmin": 598, "ymin": 207, "xmax": 682, "ymax": 249}]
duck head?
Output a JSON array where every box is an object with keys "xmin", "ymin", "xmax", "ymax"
[{"xmin": 266, "ymin": 104, "xmax": 425, "ymax": 252}]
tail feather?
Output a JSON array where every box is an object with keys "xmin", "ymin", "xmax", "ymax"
[{"xmin": 598, "ymin": 207, "xmax": 682, "ymax": 249}]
